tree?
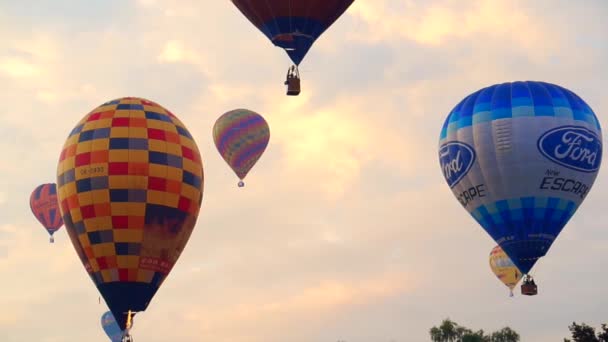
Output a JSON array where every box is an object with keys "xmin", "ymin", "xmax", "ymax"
[
  {"xmin": 564, "ymin": 322, "xmax": 608, "ymax": 342},
  {"xmin": 490, "ymin": 327, "xmax": 521, "ymax": 342},
  {"xmin": 598, "ymin": 324, "xmax": 608, "ymax": 342},
  {"xmin": 430, "ymin": 319, "xmax": 519, "ymax": 342},
  {"xmin": 462, "ymin": 330, "xmax": 486, "ymax": 342},
  {"xmin": 431, "ymin": 326, "xmax": 445, "ymax": 342},
  {"xmin": 430, "ymin": 319, "xmax": 460, "ymax": 342}
]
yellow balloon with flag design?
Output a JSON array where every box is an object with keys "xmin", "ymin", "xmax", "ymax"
[
  {"xmin": 489, "ymin": 245, "xmax": 522, "ymax": 297},
  {"xmin": 56, "ymin": 97, "xmax": 204, "ymax": 334}
]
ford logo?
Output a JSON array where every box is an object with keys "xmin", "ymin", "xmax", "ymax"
[
  {"xmin": 439, "ymin": 142, "xmax": 476, "ymax": 188},
  {"xmin": 537, "ymin": 126, "xmax": 602, "ymax": 172}
]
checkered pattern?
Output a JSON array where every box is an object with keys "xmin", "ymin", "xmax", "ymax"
[
  {"xmin": 212, "ymin": 109, "xmax": 270, "ymax": 180},
  {"xmin": 440, "ymin": 81, "xmax": 601, "ymax": 140},
  {"xmin": 471, "ymin": 196, "xmax": 576, "ymax": 274},
  {"xmin": 30, "ymin": 183, "xmax": 63, "ymax": 232},
  {"xmin": 471, "ymin": 197, "xmax": 576, "ymax": 235},
  {"xmin": 56, "ymin": 97, "xmax": 204, "ymax": 289}
]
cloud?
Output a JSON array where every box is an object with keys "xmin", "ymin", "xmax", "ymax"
[
  {"xmin": 350, "ymin": 0, "xmax": 551, "ymax": 49},
  {"xmin": 158, "ymin": 40, "xmax": 191, "ymax": 63},
  {"xmin": 256, "ymin": 89, "xmax": 437, "ymax": 199},
  {"xmin": 168, "ymin": 273, "xmax": 415, "ymax": 342},
  {"xmin": 0, "ymin": 57, "xmax": 40, "ymax": 78},
  {"xmin": 272, "ymin": 100, "xmax": 373, "ymax": 197},
  {"xmin": 0, "ymin": 0, "xmax": 606, "ymax": 341}
]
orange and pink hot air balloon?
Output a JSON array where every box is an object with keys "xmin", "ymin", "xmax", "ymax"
[{"xmin": 30, "ymin": 183, "xmax": 64, "ymax": 243}]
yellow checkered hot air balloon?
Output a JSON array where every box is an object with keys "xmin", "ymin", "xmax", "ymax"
[
  {"xmin": 489, "ymin": 245, "xmax": 522, "ymax": 297},
  {"xmin": 56, "ymin": 97, "xmax": 204, "ymax": 339}
]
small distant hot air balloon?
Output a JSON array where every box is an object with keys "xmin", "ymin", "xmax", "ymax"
[
  {"xmin": 230, "ymin": 0, "xmax": 355, "ymax": 95},
  {"xmin": 56, "ymin": 97, "xmax": 204, "ymax": 340},
  {"xmin": 213, "ymin": 109, "xmax": 270, "ymax": 188},
  {"xmin": 30, "ymin": 183, "xmax": 63, "ymax": 243},
  {"xmin": 101, "ymin": 311, "xmax": 124, "ymax": 342},
  {"xmin": 438, "ymin": 81, "xmax": 602, "ymax": 296},
  {"xmin": 489, "ymin": 245, "xmax": 522, "ymax": 297}
]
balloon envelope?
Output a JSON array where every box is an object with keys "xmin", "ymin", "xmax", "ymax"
[
  {"xmin": 231, "ymin": 0, "xmax": 355, "ymax": 65},
  {"xmin": 30, "ymin": 183, "xmax": 63, "ymax": 237},
  {"xmin": 213, "ymin": 109, "xmax": 270, "ymax": 183},
  {"xmin": 101, "ymin": 311, "xmax": 123, "ymax": 342},
  {"xmin": 56, "ymin": 97, "xmax": 204, "ymax": 329},
  {"xmin": 438, "ymin": 81, "xmax": 602, "ymax": 274},
  {"xmin": 489, "ymin": 245, "xmax": 522, "ymax": 293}
]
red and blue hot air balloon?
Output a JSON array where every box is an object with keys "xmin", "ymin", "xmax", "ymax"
[
  {"xmin": 230, "ymin": 0, "xmax": 355, "ymax": 95},
  {"xmin": 30, "ymin": 183, "xmax": 64, "ymax": 243}
]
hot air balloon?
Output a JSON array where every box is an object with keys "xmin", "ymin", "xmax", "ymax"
[
  {"xmin": 230, "ymin": 0, "xmax": 355, "ymax": 95},
  {"xmin": 489, "ymin": 245, "xmax": 522, "ymax": 297},
  {"xmin": 213, "ymin": 109, "xmax": 270, "ymax": 187},
  {"xmin": 101, "ymin": 311, "xmax": 124, "ymax": 342},
  {"xmin": 56, "ymin": 97, "xmax": 204, "ymax": 340},
  {"xmin": 438, "ymin": 81, "xmax": 602, "ymax": 296},
  {"xmin": 30, "ymin": 183, "xmax": 64, "ymax": 243}
]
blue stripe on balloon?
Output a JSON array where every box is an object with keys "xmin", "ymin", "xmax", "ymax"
[
  {"xmin": 534, "ymin": 105, "xmax": 555, "ymax": 116},
  {"xmin": 511, "ymin": 97, "xmax": 534, "ymax": 107},
  {"xmin": 34, "ymin": 184, "xmax": 44, "ymax": 199},
  {"xmin": 49, "ymin": 209, "xmax": 57, "ymax": 224},
  {"xmin": 438, "ymin": 81, "xmax": 601, "ymax": 140},
  {"xmin": 470, "ymin": 196, "xmax": 576, "ymax": 273}
]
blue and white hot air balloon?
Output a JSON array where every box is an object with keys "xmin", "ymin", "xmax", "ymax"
[
  {"xmin": 438, "ymin": 81, "xmax": 602, "ymax": 294},
  {"xmin": 101, "ymin": 311, "xmax": 124, "ymax": 342}
]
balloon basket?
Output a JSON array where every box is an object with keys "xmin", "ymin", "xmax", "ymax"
[
  {"xmin": 521, "ymin": 275, "xmax": 538, "ymax": 296},
  {"xmin": 285, "ymin": 65, "xmax": 301, "ymax": 96},
  {"xmin": 521, "ymin": 283, "xmax": 538, "ymax": 296},
  {"xmin": 49, "ymin": 236, "xmax": 54, "ymax": 243},
  {"xmin": 238, "ymin": 180, "xmax": 245, "ymax": 187},
  {"xmin": 286, "ymin": 77, "xmax": 301, "ymax": 96}
]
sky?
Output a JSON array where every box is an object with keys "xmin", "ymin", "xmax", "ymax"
[{"xmin": 0, "ymin": 0, "xmax": 607, "ymax": 341}]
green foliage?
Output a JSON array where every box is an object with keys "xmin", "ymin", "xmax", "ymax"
[
  {"xmin": 490, "ymin": 327, "xmax": 521, "ymax": 342},
  {"xmin": 564, "ymin": 322, "xmax": 608, "ymax": 342},
  {"xmin": 429, "ymin": 319, "xmax": 520, "ymax": 342}
]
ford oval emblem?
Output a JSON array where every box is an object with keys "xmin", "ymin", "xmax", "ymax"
[
  {"xmin": 537, "ymin": 125, "xmax": 602, "ymax": 172},
  {"xmin": 439, "ymin": 142, "xmax": 476, "ymax": 188}
]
